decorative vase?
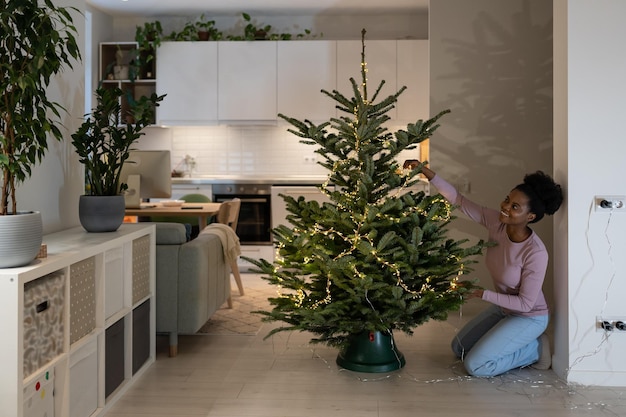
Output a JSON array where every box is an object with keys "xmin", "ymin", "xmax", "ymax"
[
  {"xmin": 79, "ymin": 195, "xmax": 125, "ymax": 233},
  {"xmin": 113, "ymin": 65, "xmax": 129, "ymax": 80},
  {"xmin": 336, "ymin": 330, "xmax": 406, "ymax": 373},
  {"xmin": 0, "ymin": 211, "xmax": 43, "ymax": 268}
]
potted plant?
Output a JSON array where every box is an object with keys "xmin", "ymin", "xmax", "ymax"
[
  {"xmin": 0, "ymin": 0, "xmax": 80, "ymax": 268},
  {"xmin": 71, "ymin": 87, "xmax": 164, "ymax": 232},
  {"xmin": 194, "ymin": 14, "xmax": 221, "ymax": 41},
  {"xmin": 135, "ymin": 21, "xmax": 163, "ymax": 79},
  {"xmin": 248, "ymin": 31, "xmax": 486, "ymax": 372}
]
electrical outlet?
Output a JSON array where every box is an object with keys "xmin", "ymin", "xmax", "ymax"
[
  {"xmin": 596, "ymin": 316, "xmax": 626, "ymax": 332},
  {"xmin": 594, "ymin": 196, "xmax": 626, "ymax": 212}
]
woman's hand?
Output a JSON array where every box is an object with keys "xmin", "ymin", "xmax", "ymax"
[{"xmin": 464, "ymin": 289, "xmax": 484, "ymax": 300}]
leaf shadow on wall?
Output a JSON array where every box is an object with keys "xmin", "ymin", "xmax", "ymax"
[
  {"xmin": 429, "ymin": 1, "xmax": 554, "ymax": 289},
  {"xmin": 431, "ymin": 1, "xmax": 553, "ymax": 213}
]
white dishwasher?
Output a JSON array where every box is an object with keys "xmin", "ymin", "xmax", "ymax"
[{"xmin": 271, "ymin": 185, "xmax": 331, "ymax": 230}]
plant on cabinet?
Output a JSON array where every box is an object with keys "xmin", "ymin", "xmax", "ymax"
[
  {"xmin": 0, "ymin": 0, "xmax": 80, "ymax": 267},
  {"xmin": 71, "ymin": 87, "xmax": 164, "ymax": 232},
  {"xmin": 135, "ymin": 21, "xmax": 164, "ymax": 79}
]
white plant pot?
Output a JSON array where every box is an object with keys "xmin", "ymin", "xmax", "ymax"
[{"xmin": 0, "ymin": 211, "xmax": 43, "ymax": 268}]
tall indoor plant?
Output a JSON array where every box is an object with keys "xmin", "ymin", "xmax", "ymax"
[
  {"xmin": 0, "ymin": 0, "xmax": 80, "ymax": 267},
  {"xmin": 71, "ymin": 86, "xmax": 164, "ymax": 232},
  {"xmin": 248, "ymin": 31, "xmax": 486, "ymax": 372}
]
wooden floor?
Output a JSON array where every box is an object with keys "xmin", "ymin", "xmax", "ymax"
[{"xmin": 106, "ymin": 274, "xmax": 626, "ymax": 417}]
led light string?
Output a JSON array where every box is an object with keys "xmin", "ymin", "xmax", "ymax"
[{"xmin": 566, "ymin": 203, "xmax": 621, "ymax": 380}]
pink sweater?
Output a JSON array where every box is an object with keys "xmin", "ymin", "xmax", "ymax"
[{"xmin": 431, "ymin": 175, "xmax": 549, "ymax": 317}]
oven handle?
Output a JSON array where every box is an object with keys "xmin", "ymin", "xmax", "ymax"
[{"xmin": 216, "ymin": 197, "xmax": 268, "ymax": 204}]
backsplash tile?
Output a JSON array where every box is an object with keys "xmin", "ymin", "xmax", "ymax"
[{"xmin": 148, "ymin": 123, "xmax": 421, "ymax": 178}]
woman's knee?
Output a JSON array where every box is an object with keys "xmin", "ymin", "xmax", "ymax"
[{"xmin": 464, "ymin": 355, "xmax": 498, "ymax": 378}]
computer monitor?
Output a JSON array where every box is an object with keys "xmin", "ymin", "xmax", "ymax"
[{"xmin": 120, "ymin": 150, "xmax": 172, "ymax": 208}]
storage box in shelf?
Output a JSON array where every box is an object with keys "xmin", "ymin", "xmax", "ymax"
[
  {"xmin": 23, "ymin": 367, "xmax": 54, "ymax": 417},
  {"xmin": 105, "ymin": 317, "xmax": 125, "ymax": 398},
  {"xmin": 70, "ymin": 257, "xmax": 97, "ymax": 344},
  {"xmin": 105, "ymin": 246, "xmax": 125, "ymax": 320},
  {"xmin": 69, "ymin": 338, "xmax": 98, "ymax": 417},
  {"xmin": 132, "ymin": 235, "xmax": 151, "ymax": 304},
  {"xmin": 23, "ymin": 271, "xmax": 65, "ymax": 377}
]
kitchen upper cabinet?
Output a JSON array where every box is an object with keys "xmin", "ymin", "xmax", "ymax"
[
  {"xmin": 218, "ymin": 41, "xmax": 277, "ymax": 122},
  {"xmin": 156, "ymin": 42, "xmax": 218, "ymax": 125},
  {"xmin": 277, "ymin": 41, "xmax": 337, "ymax": 121},
  {"xmin": 397, "ymin": 40, "xmax": 429, "ymax": 122},
  {"xmin": 337, "ymin": 40, "xmax": 397, "ymax": 119}
]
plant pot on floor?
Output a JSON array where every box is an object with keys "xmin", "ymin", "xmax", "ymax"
[
  {"xmin": 0, "ymin": 211, "xmax": 43, "ymax": 268},
  {"xmin": 79, "ymin": 195, "xmax": 125, "ymax": 233},
  {"xmin": 336, "ymin": 330, "xmax": 406, "ymax": 373}
]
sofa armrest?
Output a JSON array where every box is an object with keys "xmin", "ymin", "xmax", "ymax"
[{"xmin": 155, "ymin": 222, "xmax": 188, "ymax": 245}]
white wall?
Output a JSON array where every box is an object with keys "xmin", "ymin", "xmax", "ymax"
[
  {"xmin": 553, "ymin": 0, "xmax": 626, "ymax": 386},
  {"xmin": 16, "ymin": 0, "xmax": 86, "ymax": 233}
]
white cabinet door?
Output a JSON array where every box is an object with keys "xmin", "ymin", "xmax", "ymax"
[
  {"xmin": 337, "ymin": 40, "xmax": 397, "ymax": 119},
  {"xmin": 156, "ymin": 42, "xmax": 218, "ymax": 125},
  {"xmin": 277, "ymin": 41, "xmax": 337, "ymax": 122},
  {"xmin": 218, "ymin": 41, "xmax": 277, "ymax": 121},
  {"xmin": 397, "ymin": 40, "xmax": 429, "ymax": 122}
]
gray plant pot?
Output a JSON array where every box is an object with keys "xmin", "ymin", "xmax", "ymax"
[
  {"xmin": 79, "ymin": 195, "xmax": 125, "ymax": 233},
  {"xmin": 0, "ymin": 211, "xmax": 43, "ymax": 268}
]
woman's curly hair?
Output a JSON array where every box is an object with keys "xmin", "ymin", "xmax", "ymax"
[{"xmin": 514, "ymin": 171, "xmax": 564, "ymax": 223}]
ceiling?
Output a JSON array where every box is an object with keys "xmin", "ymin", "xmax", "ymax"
[{"xmin": 86, "ymin": 0, "xmax": 429, "ymax": 17}]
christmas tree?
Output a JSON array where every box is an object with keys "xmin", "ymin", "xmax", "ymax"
[{"xmin": 248, "ymin": 30, "xmax": 485, "ymax": 350}]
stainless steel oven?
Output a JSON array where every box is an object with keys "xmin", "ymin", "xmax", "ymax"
[{"xmin": 212, "ymin": 184, "xmax": 272, "ymax": 245}]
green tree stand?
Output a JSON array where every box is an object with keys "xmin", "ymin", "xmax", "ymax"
[{"xmin": 336, "ymin": 331, "xmax": 406, "ymax": 373}]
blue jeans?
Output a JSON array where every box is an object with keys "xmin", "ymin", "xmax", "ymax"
[{"xmin": 451, "ymin": 304, "xmax": 548, "ymax": 377}]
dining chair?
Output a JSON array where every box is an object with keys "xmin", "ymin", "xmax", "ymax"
[
  {"xmin": 151, "ymin": 193, "xmax": 211, "ymax": 240},
  {"xmin": 215, "ymin": 198, "xmax": 244, "ymax": 296}
]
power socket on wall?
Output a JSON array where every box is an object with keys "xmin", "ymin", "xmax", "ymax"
[
  {"xmin": 596, "ymin": 316, "xmax": 626, "ymax": 332},
  {"xmin": 594, "ymin": 196, "xmax": 626, "ymax": 212}
]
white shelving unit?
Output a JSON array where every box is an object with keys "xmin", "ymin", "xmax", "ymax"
[
  {"xmin": 0, "ymin": 223, "xmax": 156, "ymax": 417},
  {"xmin": 99, "ymin": 42, "xmax": 157, "ymax": 125}
]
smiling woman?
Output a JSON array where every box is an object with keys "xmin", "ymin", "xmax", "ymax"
[{"xmin": 419, "ymin": 163, "xmax": 564, "ymax": 377}]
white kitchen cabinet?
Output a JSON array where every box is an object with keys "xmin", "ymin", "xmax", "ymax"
[
  {"xmin": 397, "ymin": 40, "xmax": 429, "ymax": 122},
  {"xmin": 277, "ymin": 41, "xmax": 337, "ymax": 121},
  {"xmin": 0, "ymin": 224, "xmax": 155, "ymax": 417},
  {"xmin": 218, "ymin": 41, "xmax": 278, "ymax": 122},
  {"xmin": 156, "ymin": 42, "xmax": 218, "ymax": 125},
  {"xmin": 337, "ymin": 40, "xmax": 398, "ymax": 119}
]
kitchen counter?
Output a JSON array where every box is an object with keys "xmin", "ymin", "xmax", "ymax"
[{"xmin": 172, "ymin": 175, "xmax": 331, "ymax": 185}]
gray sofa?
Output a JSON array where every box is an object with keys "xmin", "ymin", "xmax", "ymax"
[{"xmin": 155, "ymin": 222, "xmax": 231, "ymax": 356}]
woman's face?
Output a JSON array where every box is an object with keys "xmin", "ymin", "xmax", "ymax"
[{"xmin": 499, "ymin": 189, "xmax": 536, "ymax": 225}]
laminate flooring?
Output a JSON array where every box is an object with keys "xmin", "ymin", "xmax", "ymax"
[{"xmin": 106, "ymin": 274, "xmax": 626, "ymax": 417}]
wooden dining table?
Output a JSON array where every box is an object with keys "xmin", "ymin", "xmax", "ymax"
[{"xmin": 124, "ymin": 202, "xmax": 221, "ymax": 230}]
